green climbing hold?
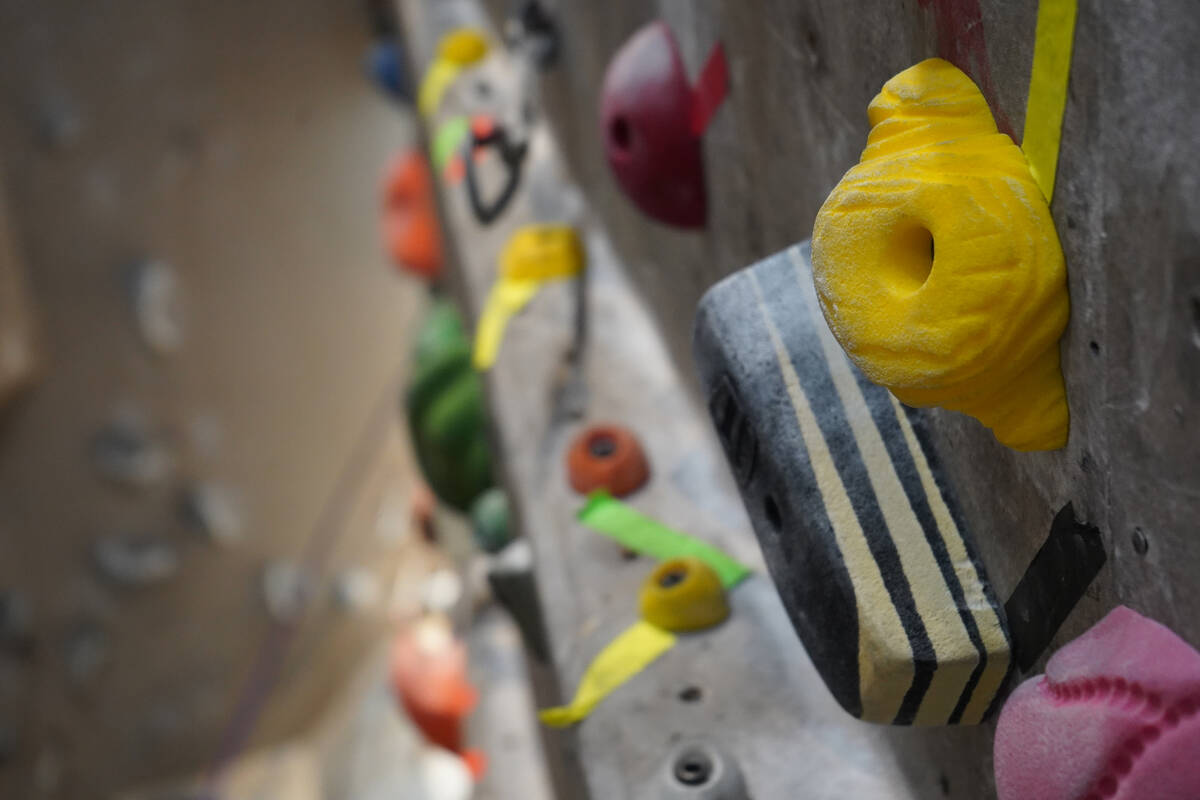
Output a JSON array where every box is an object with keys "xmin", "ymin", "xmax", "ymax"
[
  {"xmin": 406, "ymin": 300, "xmax": 494, "ymax": 512},
  {"xmin": 470, "ymin": 487, "xmax": 511, "ymax": 554}
]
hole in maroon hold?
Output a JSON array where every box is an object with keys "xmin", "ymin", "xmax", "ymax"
[{"xmin": 609, "ymin": 116, "xmax": 632, "ymax": 152}]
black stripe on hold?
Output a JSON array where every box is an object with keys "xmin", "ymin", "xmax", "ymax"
[
  {"xmin": 901, "ymin": 403, "xmax": 1016, "ymax": 720},
  {"xmin": 755, "ymin": 255, "xmax": 935, "ymax": 725},
  {"xmin": 846, "ymin": 367, "xmax": 988, "ymax": 724},
  {"xmin": 717, "ymin": 270, "xmax": 861, "ymax": 717}
]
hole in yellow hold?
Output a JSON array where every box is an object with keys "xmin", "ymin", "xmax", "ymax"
[{"xmin": 885, "ymin": 224, "xmax": 935, "ymax": 294}]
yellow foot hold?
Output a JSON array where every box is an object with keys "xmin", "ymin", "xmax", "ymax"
[
  {"xmin": 639, "ymin": 557, "xmax": 729, "ymax": 633},
  {"xmin": 811, "ymin": 58, "xmax": 1070, "ymax": 452}
]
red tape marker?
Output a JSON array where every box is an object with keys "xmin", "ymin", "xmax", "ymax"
[{"xmin": 691, "ymin": 42, "xmax": 729, "ymax": 137}]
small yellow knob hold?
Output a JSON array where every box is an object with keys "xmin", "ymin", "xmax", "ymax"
[
  {"xmin": 812, "ymin": 58, "xmax": 1070, "ymax": 451},
  {"xmin": 438, "ymin": 29, "xmax": 489, "ymax": 66},
  {"xmin": 639, "ymin": 557, "xmax": 729, "ymax": 633}
]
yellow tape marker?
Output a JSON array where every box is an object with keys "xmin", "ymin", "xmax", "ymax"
[
  {"xmin": 538, "ymin": 620, "xmax": 676, "ymax": 727},
  {"xmin": 473, "ymin": 225, "xmax": 585, "ymax": 370},
  {"xmin": 417, "ymin": 28, "xmax": 490, "ymax": 117},
  {"xmin": 1021, "ymin": 0, "xmax": 1078, "ymax": 200}
]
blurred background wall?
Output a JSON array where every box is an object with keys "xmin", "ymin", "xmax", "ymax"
[{"xmin": 0, "ymin": 1, "xmax": 431, "ymax": 796}]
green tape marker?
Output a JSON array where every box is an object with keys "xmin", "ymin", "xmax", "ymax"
[
  {"xmin": 432, "ymin": 116, "xmax": 470, "ymax": 170},
  {"xmin": 577, "ymin": 491, "xmax": 750, "ymax": 588}
]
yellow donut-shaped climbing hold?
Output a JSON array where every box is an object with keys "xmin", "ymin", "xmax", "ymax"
[
  {"xmin": 639, "ymin": 557, "xmax": 729, "ymax": 633},
  {"xmin": 811, "ymin": 58, "xmax": 1070, "ymax": 451},
  {"xmin": 438, "ymin": 28, "xmax": 489, "ymax": 66}
]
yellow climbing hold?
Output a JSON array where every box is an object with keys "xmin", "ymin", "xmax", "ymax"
[
  {"xmin": 438, "ymin": 29, "xmax": 489, "ymax": 66},
  {"xmin": 811, "ymin": 58, "xmax": 1070, "ymax": 452},
  {"xmin": 473, "ymin": 225, "xmax": 585, "ymax": 370},
  {"xmin": 418, "ymin": 29, "xmax": 490, "ymax": 117},
  {"xmin": 639, "ymin": 557, "xmax": 729, "ymax": 633}
]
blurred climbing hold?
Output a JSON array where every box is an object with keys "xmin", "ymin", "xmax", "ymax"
[
  {"xmin": 90, "ymin": 415, "xmax": 174, "ymax": 488},
  {"xmin": 382, "ymin": 150, "xmax": 444, "ymax": 281},
  {"xmin": 473, "ymin": 224, "xmax": 584, "ymax": 369},
  {"xmin": 384, "ymin": 148, "xmax": 434, "ymax": 209},
  {"xmin": 129, "ymin": 259, "xmax": 184, "ymax": 355},
  {"xmin": 811, "ymin": 58, "xmax": 1070, "ymax": 451},
  {"xmin": 418, "ymin": 28, "xmax": 490, "ymax": 117},
  {"xmin": 365, "ymin": 39, "xmax": 413, "ymax": 104},
  {"xmin": 261, "ymin": 561, "xmax": 313, "ymax": 624},
  {"xmin": 91, "ymin": 534, "xmax": 179, "ymax": 587},
  {"xmin": 600, "ymin": 21, "xmax": 728, "ymax": 229},
  {"xmin": 469, "ymin": 487, "xmax": 512, "ymax": 554},
  {"xmin": 179, "ymin": 482, "xmax": 244, "ymax": 546},
  {"xmin": 541, "ymin": 511, "xmax": 748, "ymax": 727},
  {"xmin": 438, "ymin": 29, "xmax": 489, "ymax": 65},
  {"xmin": 390, "ymin": 615, "xmax": 486, "ymax": 779},
  {"xmin": 639, "ymin": 557, "xmax": 729, "ymax": 633},
  {"xmin": 566, "ymin": 424, "xmax": 649, "ymax": 497},
  {"xmin": 504, "ymin": 0, "xmax": 560, "ymax": 71},
  {"xmin": 407, "ymin": 301, "xmax": 493, "ymax": 511}
]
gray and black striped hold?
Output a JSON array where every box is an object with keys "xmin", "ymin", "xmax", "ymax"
[{"xmin": 693, "ymin": 241, "xmax": 1012, "ymax": 725}]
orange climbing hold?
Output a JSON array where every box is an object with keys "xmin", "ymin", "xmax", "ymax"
[
  {"xmin": 390, "ymin": 616, "xmax": 486, "ymax": 779},
  {"xmin": 566, "ymin": 424, "xmax": 650, "ymax": 497},
  {"xmin": 381, "ymin": 149, "xmax": 444, "ymax": 282}
]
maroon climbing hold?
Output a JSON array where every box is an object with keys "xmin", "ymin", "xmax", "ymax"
[{"xmin": 600, "ymin": 21, "xmax": 728, "ymax": 230}]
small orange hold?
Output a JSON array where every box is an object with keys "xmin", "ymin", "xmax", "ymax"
[
  {"xmin": 383, "ymin": 149, "xmax": 434, "ymax": 212},
  {"xmin": 384, "ymin": 208, "xmax": 443, "ymax": 281},
  {"xmin": 566, "ymin": 424, "xmax": 650, "ymax": 497},
  {"xmin": 381, "ymin": 149, "xmax": 445, "ymax": 282}
]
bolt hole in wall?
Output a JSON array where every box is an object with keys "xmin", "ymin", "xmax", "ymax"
[
  {"xmin": 673, "ymin": 748, "xmax": 713, "ymax": 787},
  {"xmin": 1131, "ymin": 527, "xmax": 1150, "ymax": 556},
  {"xmin": 1191, "ymin": 295, "xmax": 1200, "ymax": 348},
  {"xmin": 677, "ymin": 685, "xmax": 704, "ymax": 703}
]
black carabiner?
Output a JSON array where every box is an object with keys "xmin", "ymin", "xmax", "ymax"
[{"xmin": 464, "ymin": 118, "xmax": 528, "ymax": 225}]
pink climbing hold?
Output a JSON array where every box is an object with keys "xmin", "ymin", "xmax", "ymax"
[
  {"xmin": 994, "ymin": 606, "xmax": 1200, "ymax": 800},
  {"xmin": 600, "ymin": 21, "xmax": 727, "ymax": 229}
]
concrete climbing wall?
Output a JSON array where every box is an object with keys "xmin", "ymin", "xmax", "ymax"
[
  {"xmin": 474, "ymin": 0, "xmax": 1200, "ymax": 795},
  {"xmin": 0, "ymin": 2, "xmax": 431, "ymax": 796}
]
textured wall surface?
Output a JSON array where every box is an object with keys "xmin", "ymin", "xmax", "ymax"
[{"xmin": 473, "ymin": 0, "xmax": 1200, "ymax": 795}]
